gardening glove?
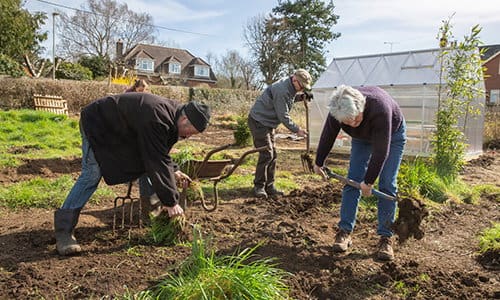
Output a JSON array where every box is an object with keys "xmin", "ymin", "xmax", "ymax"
[
  {"xmin": 314, "ymin": 165, "xmax": 328, "ymax": 180},
  {"xmin": 360, "ymin": 181, "xmax": 373, "ymax": 197}
]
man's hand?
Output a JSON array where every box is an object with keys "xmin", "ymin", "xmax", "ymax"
[
  {"xmin": 297, "ymin": 128, "xmax": 308, "ymax": 138},
  {"xmin": 163, "ymin": 204, "xmax": 184, "ymax": 217},
  {"xmin": 360, "ymin": 181, "xmax": 373, "ymax": 197},
  {"xmin": 174, "ymin": 170, "xmax": 192, "ymax": 188},
  {"xmin": 313, "ymin": 164, "xmax": 327, "ymax": 180}
]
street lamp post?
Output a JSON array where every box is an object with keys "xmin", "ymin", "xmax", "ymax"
[{"xmin": 52, "ymin": 12, "xmax": 59, "ymax": 80}]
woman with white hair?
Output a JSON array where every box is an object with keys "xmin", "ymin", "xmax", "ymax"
[{"xmin": 314, "ymin": 85, "xmax": 406, "ymax": 261}]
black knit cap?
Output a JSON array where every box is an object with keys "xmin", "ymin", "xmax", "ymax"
[{"xmin": 183, "ymin": 101, "xmax": 211, "ymax": 132}]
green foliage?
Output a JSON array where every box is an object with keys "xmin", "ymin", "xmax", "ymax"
[
  {"xmin": 148, "ymin": 214, "xmax": 187, "ymax": 245},
  {"xmin": 0, "ymin": 54, "xmax": 24, "ymax": 78},
  {"xmin": 233, "ymin": 115, "xmax": 252, "ymax": 146},
  {"xmin": 0, "ymin": 110, "xmax": 81, "ymax": 167},
  {"xmin": 478, "ymin": 223, "xmax": 500, "ymax": 253},
  {"xmin": 0, "ymin": 175, "xmax": 114, "ymax": 209},
  {"xmin": 433, "ymin": 17, "xmax": 485, "ymax": 181},
  {"xmin": 271, "ymin": 0, "xmax": 340, "ymax": 78},
  {"xmin": 135, "ymin": 226, "xmax": 290, "ymax": 299},
  {"xmin": 0, "ymin": 0, "xmax": 47, "ymax": 63},
  {"xmin": 399, "ymin": 158, "xmax": 448, "ymax": 202},
  {"xmin": 78, "ymin": 55, "xmax": 111, "ymax": 79},
  {"xmin": 56, "ymin": 61, "xmax": 93, "ymax": 80}
]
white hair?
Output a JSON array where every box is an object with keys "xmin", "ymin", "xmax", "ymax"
[{"xmin": 328, "ymin": 85, "xmax": 366, "ymax": 122}]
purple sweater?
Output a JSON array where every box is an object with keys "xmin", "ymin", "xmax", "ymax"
[{"xmin": 315, "ymin": 86, "xmax": 404, "ymax": 184}]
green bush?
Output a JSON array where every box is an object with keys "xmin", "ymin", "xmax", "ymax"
[
  {"xmin": 233, "ymin": 115, "xmax": 252, "ymax": 146},
  {"xmin": 0, "ymin": 54, "xmax": 24, "ymax": 78},
  {"xmin": 78, "ymin": 55, "xmax": 111, "ymax": 79},
  {"xmin": 56, "ymin": 61, "xmax": 93, "ymax": 81}
]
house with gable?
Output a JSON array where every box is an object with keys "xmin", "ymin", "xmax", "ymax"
[
  {"xmin": 116, "ymin": 41, "xmax": 217, "ymax": 87},
  {"xmin": 480, "ymin": 44, "xmax": 500, "ymax": 105}
]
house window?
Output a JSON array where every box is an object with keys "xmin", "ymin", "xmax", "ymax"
[
  {"xmin": 169, "ymin": 63, "xmax": 181, "ymax": 74},
  {"xmin": 136, "ymin": 58, "xmax": 154, "ymax": 72},
  {"xmin": 194, "ymin": 65, "xmax": 209, "ymax": 77},
  {"xmin": 490, "ymin": 89, "xmax": 499, "ymax": 104}
]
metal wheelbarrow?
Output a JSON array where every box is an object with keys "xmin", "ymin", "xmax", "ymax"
[{"xmin": 184, "ymin": 143, "xmax": 269, "ymax": 212}]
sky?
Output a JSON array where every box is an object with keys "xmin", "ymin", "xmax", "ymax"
[{"xmin": 24, "ymin": 0, "xmax": 500, "ymax": 66}]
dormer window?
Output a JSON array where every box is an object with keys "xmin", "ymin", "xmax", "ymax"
[
  {"xmin": 169, "ymin": 62, "xmax": 181, "ymax": 74},
  {"xmin": 194, "ymin": 65, "xmax": 209, "ymax": 77},
  {"xmin": 136, "ymin": 58, "xmax": 154, "ymax": 72}
]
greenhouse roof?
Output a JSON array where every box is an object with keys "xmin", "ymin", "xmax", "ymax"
[{"xmin": 314, "ymin": 48, "xmax": 443, "ymax": 89}]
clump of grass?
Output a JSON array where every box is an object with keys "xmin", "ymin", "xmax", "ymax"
[
  {"xmin": 185, "ymin": 181, "xmax": 204, "ymax": 203},
  {"xmin": 478, "ymin": 222, "xmax": 500, "ymax": 254},
  {"xmin": 134, "ymin": 226, "xmax": 290, "ymax": 299},
  {"xmin": 149, "ymin": 214, "xmax": 187, "ymax": 245}
]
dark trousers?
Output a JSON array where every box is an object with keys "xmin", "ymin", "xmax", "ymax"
[{"xmin": 248, "ymin": 115, "xmax": 277, "ymax": 189}]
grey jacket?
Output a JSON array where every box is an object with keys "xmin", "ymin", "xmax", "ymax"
[{"xmin": 249, "ymin": 77, "xmax": 299, "ymax": 132}]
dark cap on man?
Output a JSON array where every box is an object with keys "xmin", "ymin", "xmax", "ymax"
[{"xmin": 184, "ymin": 101, "xmax": 211, "ymax": 132}]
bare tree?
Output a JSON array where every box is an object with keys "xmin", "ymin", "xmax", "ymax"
[
  {"xmin": 243, "ymin": 14, "xmax": 291, "ymax": 85},
  {"xmin": 218, "ymin": 50, "xmax": 244, "ymax": 89},
  {"xmin": 239, "ymin": 57, "xmax": 260, "ymax": 90},
  {"xmin": 58, "ymin": 0, "xmax": 155, "ymax": 60}
]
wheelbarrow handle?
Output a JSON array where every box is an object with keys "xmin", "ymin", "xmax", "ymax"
[{"xmin": 322, "ymin": 167, "xmax": 397, "ymax": 201}]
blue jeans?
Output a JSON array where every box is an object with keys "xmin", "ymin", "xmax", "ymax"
[
  {"xmin": 61, "ymin": 124, "xmax": 102, "ymax": 209},
  {"xmin": 61, "ymin": 125, "xmax": 153, "ymax": 210},
  {"xmin": 338, "ymin": 121, "xmax": 406, "ymax": 237}
]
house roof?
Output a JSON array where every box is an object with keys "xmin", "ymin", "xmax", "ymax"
[
  {"xmin": 480, "ymin": 44, "xmax": 500, "ymax": 61},
  {"xmin": 122, "ymin": 44, "xmax": 216, "ymax": 81}
]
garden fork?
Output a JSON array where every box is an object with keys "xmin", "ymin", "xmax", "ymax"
[{"xmin": 113, "ymin": 181, "xmax": 142, "ymax": 231}]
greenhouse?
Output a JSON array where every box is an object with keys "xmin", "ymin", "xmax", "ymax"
[{"xmin": 310, "ymin": 48, "xmax": 485, "ymax": 157}]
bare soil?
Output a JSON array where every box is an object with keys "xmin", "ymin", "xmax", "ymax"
[{"xmin": 0, "ymin": 125, "xmax": 499, "ymax": 299}]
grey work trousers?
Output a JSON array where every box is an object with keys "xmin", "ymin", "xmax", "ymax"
[{"xmin": 247, "ymin": 115, "xmax": 277, "ymax": 189}]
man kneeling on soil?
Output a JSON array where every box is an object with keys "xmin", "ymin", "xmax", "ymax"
[{"xmin": 54, "ymin": 93, "xmax": 211, "ymax": 256}]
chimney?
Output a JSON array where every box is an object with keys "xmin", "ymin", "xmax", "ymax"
[{"xmin": 116, "ymin": 39, "xmax": 123, "ymax": 59}]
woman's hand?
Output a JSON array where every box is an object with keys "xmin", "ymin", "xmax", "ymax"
[
  {"xmin": 313, "ymin": 164, "xmax": 328, "ymax": 180},
  {"xmin": 360, "ymin": 181, "xmax": 373, "ymax": 197}
]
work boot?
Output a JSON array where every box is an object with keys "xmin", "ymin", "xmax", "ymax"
[
  {"xmin": 54, "ymin": 208, "xmax": 82, "ymax": 256},
  {"xmin": 377, "ymin": 236, "xmax": 394, "ymax": 261},
  {"xmin": 253, "ymin": 186, "xmax": 268, "ymax": 198},
  {"xmin": 333, "ymin": 228, "xmax": 352, "ymax": 252},
  {"xmin": 265, "ymin": 185, "xmax": 284, "ymax": 197}
]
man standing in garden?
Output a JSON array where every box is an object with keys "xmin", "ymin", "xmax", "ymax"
[
  {"xmin": 248, "ymin": 69, "xmax": 311, "ymax": 199},
  {"xmin": 54, "ymin": 93, "xmax": 211, "ymax": 256}
]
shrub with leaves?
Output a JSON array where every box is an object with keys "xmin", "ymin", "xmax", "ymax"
[
  {"xmin": 233, "ymin": 115, "xmax": 252, "ymax": 146},
  {"xmin": 56, "ymin": 61, "xmax": 93, "ymax": 81},
  {"xmin": 433, "ymin": 18, "xmax": 485, "ymax": 181},
  {"xmin": 0, "ymin": 54, "xmax": 24, "ymax": 78}
]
